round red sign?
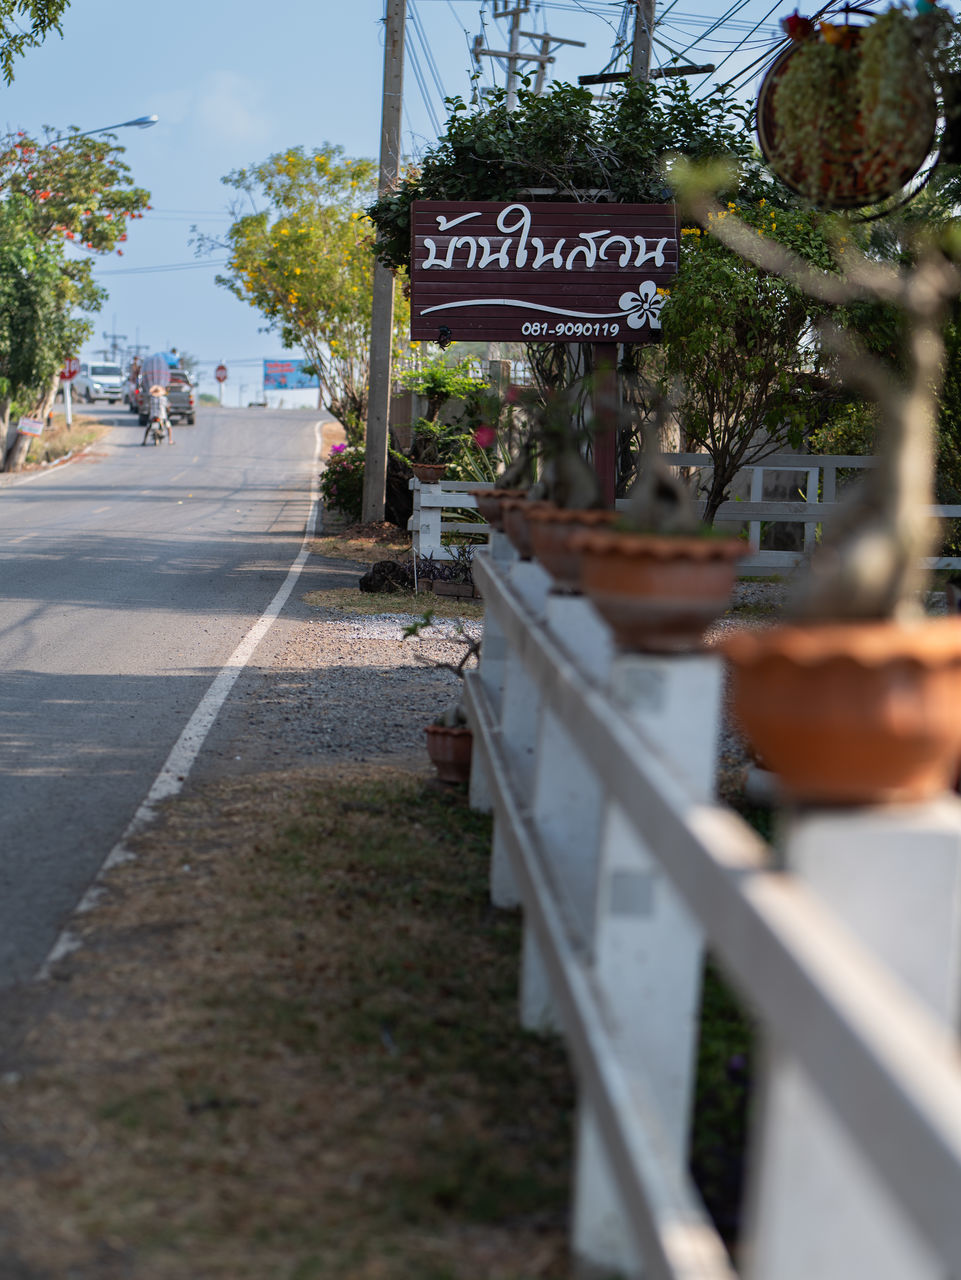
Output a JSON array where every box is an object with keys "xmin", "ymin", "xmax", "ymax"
[
  {"xmin": 60, "ymin": 357, "xmax": 80, "ymax": 381},
  {"xmin": 215, "ymin": 364, "xmax": 228, "ymax": 383}
]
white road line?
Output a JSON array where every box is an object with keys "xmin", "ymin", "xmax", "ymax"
[{"xmin": 37, "ymin": 419, "xmax": 323, "ymax": 979}]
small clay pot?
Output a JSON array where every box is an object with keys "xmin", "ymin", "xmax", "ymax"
[
  {"xmin": 410, "ymin": 463, "xmax": 447, "ymax": 484},
  {"xmin": 571, "ymin": 529, "xmax": 745, "ymax": 652},
  {"xmin": 501, "ymin": 499, "xmax": 552, "ymax": 560},
  {"xmin": 425, "ymin": 723, "xmax": 473, "ymax": 784},
  {"xmin": 475, "ymin": 487, "xmax": 528, "ymax": 531},
  {"xmin": 721, "ymin": 618, "xmax": 961, "ymax": 805},
  {"xmin": 525, "ymin": 506, "xmax": 618, "ymax": 592}
]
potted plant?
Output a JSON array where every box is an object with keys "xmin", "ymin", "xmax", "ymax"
[
  {"xmin": 403, "ymin": 611, "xmax": 481, "ymax": 784},
  {"xmin": 400, "ymin": 357, "xmax": 489, "ymax": 483},
  {"xmin": 568, "ymin": 408, "xmax": 747, "ymax": 650},
  {"xmin": 757, "ymin": 5, "xmax": 940, "ymax": 209},
  {"xmin": 407, "ymin": 417, "xmax": 453, "ymax": 483},
  {"xmin": 674, "ymin": 158, "xmax": 961, "ymax": 804}
]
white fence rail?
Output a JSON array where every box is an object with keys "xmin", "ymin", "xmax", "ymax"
[
  {"xmin": 464, "ymin": 533, "xmax": 961, "ymax": 1278},
  {"xmin": 409, "ymin": 454, "xmax": 961, "ymax": 571}
]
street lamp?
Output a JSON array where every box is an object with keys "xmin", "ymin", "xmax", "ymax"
[{"xmin": 50, "ymin": 114, "xmax": 158, "ymax": 143}]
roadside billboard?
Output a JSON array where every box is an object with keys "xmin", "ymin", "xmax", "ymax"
[{"xmin": 263, "ymin": 359, "xmax": 319, "ymax": 390}]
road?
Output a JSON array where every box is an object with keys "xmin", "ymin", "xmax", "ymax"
[{"xmin": 0, "ymin": 402, "xmax": 327, "ymax": 986}]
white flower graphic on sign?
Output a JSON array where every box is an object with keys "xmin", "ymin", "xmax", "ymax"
[{"xmin": 618, "ymin": 280, "xmax": 665, "ymax": 329}]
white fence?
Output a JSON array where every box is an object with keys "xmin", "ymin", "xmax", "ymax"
[
  {"xmin": 464, "ymin": 532, "xmax": 961, "ymax": 1279},
  {"xmin": 410, "ymin": 454, "xmax": 961, "ymax": 571}
]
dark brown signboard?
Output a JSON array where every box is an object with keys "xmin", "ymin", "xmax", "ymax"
[{"xmin": 409, "ymin": 200, "xmax": 678, "ymax": 345}]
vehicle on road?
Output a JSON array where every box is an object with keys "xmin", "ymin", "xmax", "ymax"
[
  {"xmin": 136, "ymin": 370, "xmax": 196, "ymax": 425},
  {"xmin": 74, "ymin": 362, "xmax": 125, "ymax": 404},
  {"xmin": 142, "ymin": 385, "xmax": 172, "ymax": 445}
]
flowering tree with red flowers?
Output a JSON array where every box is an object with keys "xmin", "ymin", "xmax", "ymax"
[{"xmin": 0, "ymin": 127, "xmax": 150, "ymax": 469}]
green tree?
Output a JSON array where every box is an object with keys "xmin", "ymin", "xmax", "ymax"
[
  {"xmin": 659, "ymin": 199, "xmax": 843, "ymax": 522},
  {"xmin": 0, "ymin": 126, "xmax": 151, "ymax": 469},
  {"xmin": 368, "ymin": 77, "xmax": 757, "ymax": 275},
  {"xmin": 0, "ymin": 1, "xmax": 69, "ymax": 83},
  {"xmin": 0, "ymin": 197, "xmax": 88, "ymax": 468},
  {"xmin": 204, "ymin": 144, "xmax": 409, "ymax": 442}
]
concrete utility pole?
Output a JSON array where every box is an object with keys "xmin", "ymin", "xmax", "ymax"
[
  {"xmin": 473, "ymin": 1, "xmax": 584, "ymax": 108},
  {"xmin": 102, "ymin": 327, "xmax": 127, "ymax": 364},
  {"xmin": 631, "ymin": 0, "xmax": 656, "ymax": 81},
  {"xmin": 592, "ymin": 2, "xmax": 659, "ymax": 504},
  {"xmin": 362, "ymin": 0, "xmax": 406, "ymax": 524}
]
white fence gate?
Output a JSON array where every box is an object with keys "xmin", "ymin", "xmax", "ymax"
[{"xmin": 464, "ymin": 530, "xmax": 961, "ymax": 1279}]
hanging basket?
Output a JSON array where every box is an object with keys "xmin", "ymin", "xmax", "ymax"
[{"xmin": 757, "ymin": 18, "xmax": 937, "ymax": 209}]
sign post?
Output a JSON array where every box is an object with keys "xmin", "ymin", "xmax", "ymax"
[
  {"xmin": 59, "ymin": 356, "xmax": 80, "ymax": 428},
  {"xmin": 215, "ymin": 362, "xmax": 228, "ymax": 405}
]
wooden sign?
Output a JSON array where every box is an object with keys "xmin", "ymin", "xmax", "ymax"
[{"xmin": 409, "ymin": 200, "xmax": 678, "ymax": 344}]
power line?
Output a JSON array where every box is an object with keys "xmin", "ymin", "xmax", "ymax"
[{"xmin": 96, "ymin": 259, "xmax": 229, "ymax": 276}]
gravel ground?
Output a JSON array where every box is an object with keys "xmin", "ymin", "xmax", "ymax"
[
  {"xmin": 194, "ymin": 590, "xmax": 484, "ymax": 781},
  {"xmin": 196, "ymin": 568, "xmax": 949, "ymax": 797}
]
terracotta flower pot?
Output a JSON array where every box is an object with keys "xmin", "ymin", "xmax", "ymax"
[
  {"xmin": 571, "ymin": 529, "xmax": 745, "ymax": 653},
  {"xmin": 410, "ymin": 463, "xmax": 447, "ymax": 484},
  {"xmin": 425, "ymin": 723, "xmax": 473, "ymax": 784},
  {"xmin": 525, "ymin": 506, "xmax": 618, "ymax": 593},
  {"xmin": 474, "ymin": 487, "xmax": 528, "ymax": 531},
  {"xmin": 721, "ymin": 619, "xmax": 961, "ymax": 805},
  {"xmin": 500, "ymin": 499, "xmax": 553, "ymax": 560}
]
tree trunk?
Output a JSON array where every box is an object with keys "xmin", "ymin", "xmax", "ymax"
[
  {"xmin": 31, "ymin": 371, "xmax": 59, "ymax": 421},
  {"xmin": 3, "ymin": 430, "xmax": 30, "ymax": 472}
]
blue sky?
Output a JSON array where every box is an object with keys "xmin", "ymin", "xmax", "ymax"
[{"xmin": 2, "ymin": 0, "xmax": 816, "ymax": 403}]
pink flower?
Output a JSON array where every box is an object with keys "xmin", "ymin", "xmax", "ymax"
[
  {"xmin": 330, "ymin": 442, "xmax": 346, "ymax": 454},
  {"xmin": 473, "ymin": 425, "xmax": 497, "ymax": 449}
]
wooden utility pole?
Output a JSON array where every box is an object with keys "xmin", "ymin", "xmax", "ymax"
[{"xmin": 362, "ymin": 0, "xmax": 406, "ymax": 524}]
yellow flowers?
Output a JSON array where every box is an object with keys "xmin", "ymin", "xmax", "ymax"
[{"xmin": 680, "ymin": 226, "xmax": 702, "ymax": 237}]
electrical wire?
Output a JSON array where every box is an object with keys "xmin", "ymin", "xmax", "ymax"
[{"xmin": 96, "ymin": 259, "xmax": 229, "ymax": 276}]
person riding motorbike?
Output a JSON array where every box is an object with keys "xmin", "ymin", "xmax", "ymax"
[{"xmin": 141, "ymin": 384, "xmax": 174, "ymax": 445}]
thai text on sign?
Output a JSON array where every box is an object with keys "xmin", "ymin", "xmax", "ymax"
[
  {"xmin": 17, "ymin": 417, "xmax": 44, "ymax": 437},
  {"xmin": 409, "ymin": 201, "xmax": 678, "ymax": 344}
]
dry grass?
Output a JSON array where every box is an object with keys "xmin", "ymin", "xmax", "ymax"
[
  {"xmin": 312, "ymin": 523, "xmax": 413, "ymax": 566},
  {"xmin": 24, "ymin": 412, "xmax": 109, "ymax": 465},
  {"xmin": 0, "ymin": 765, "xmax": 574, "ymax": 1280},
  {"xmin": 302, "ymin": 587, "xmax": 485, "ymax": 622}
]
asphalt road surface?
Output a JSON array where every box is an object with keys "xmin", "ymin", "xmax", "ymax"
[{"xmin": 0, "ymin": 402, "xmax": 328, "ymax": 986}]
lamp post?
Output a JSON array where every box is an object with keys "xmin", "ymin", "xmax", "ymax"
[{"xmin": 49, "ymin": 114, "xmax": 158, "ymax": 144}]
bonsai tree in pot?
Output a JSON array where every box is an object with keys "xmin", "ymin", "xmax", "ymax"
[
  {"xmin": 568, "ymin": 394, "xmax": 747, "ymax": 650},
  {"xmin": 403, "ymin": 611, "xmax": 481, "ymax": 784},
  {"xmin": 673, "ymin": 157, "xmax": 961, "ymax": 804}
]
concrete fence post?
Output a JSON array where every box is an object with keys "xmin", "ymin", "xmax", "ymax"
[
  {"xmin": 572, "ymin": 652, "xmax": 723, "ymax": 1278},
  {"xmin": 745, "ymin": 797, "xmax": 961, "ymax": 1280}
]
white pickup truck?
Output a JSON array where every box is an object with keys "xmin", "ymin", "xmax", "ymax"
[{"xmin": 74, "ymin": 362, "xmax": 125, "ymax": 404}]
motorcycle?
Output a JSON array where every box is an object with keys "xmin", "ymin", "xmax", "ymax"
[{"xmin": 147, "ymin": 415, "xmax": 167, "ymax": 445}]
